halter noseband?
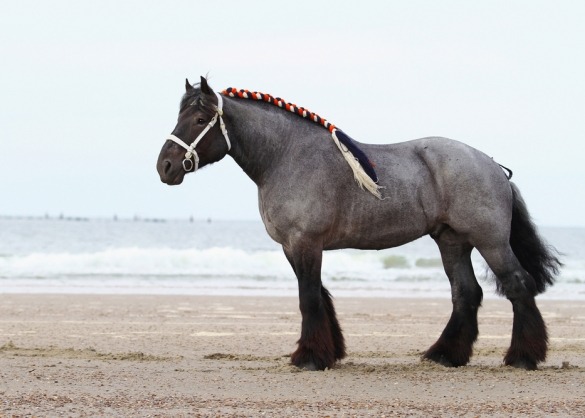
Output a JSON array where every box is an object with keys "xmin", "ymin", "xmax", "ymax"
[{"xmin": 165, "ymin": 91, "xmax": 231, "ymax": 172}]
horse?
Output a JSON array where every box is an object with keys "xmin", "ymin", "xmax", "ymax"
[{"xmin": 156, "ymin": 76, "xmax": 561, "ymax": 371}]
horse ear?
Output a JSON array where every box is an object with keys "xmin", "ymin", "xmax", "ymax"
[
  {"xmin": 200, "ymin": 76, "xmax": 212, "ymax": 95},
  {"xmin": 185, "ymin": 78, "xmax": 194, "ymax": 92}
]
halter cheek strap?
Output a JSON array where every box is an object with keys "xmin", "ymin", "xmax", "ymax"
[{"xmin": 165, "ymin": 91, "xmax": 231, "ymax": 172}]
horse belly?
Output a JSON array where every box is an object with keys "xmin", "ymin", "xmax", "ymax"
[{"xmin": 324, "ymin": 203, "xmax": 430, "ymax": 251}]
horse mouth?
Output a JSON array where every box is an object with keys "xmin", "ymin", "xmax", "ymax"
[{"xmin": 161, "ymin": 169, "xmax": 185, "ymax": 186}]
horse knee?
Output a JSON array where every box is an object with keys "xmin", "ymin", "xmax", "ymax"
[
  {"xmin": 299, "ymin": 290, "xmax": 322, "ymax": 316},
  {"xmin": 471, "ymin": 284, "xmax": 483, "ymax": 307},
  {"xmin": 463, "ymin": 282, "xmax": 483, "ymax": 308}
]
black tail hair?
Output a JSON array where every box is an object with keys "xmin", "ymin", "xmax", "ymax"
[{"xmin": 509, "ymin": 183, "xmax": 562, "ymax": 294}]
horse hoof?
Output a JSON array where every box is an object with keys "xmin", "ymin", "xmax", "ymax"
[
  {"xmin": 297, "ymin": 361, "xmax": 318, "ymax": 371},
  {"xmin": 505, "ymin": 358, "xmax": 538, "ymax": 371},
  {"xmin": 423, "ymin": 345, "xmax": 471, "ymax": 367},
  {"xmin": 291, "ymin": 348, "xmax": 333, "ymax": 371},
  {"xmin": 423, "ymin": 352, "xmax": 456, "ymax": 367}
]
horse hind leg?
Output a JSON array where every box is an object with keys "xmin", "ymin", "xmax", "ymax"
[
  {"xmin": 479, "ymin": 244, "xmax": 547, "ymax": 370},
  {"xmin": 423, "ymin": 230, "xmax": 482, "ymax": 367}
]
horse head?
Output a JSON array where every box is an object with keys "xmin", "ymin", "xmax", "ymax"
[{"xmin": 157, "ymin": 76, "xmax": 231, "ymax": 185}]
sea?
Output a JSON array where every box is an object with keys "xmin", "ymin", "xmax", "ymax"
[{"xmin": 0, "ymin": 217, "xmax": 584, "ymax": 300}]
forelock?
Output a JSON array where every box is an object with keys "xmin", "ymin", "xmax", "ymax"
[{"xmin": 179, "ymin": 83, "xmax": 215, "ymax": 116}]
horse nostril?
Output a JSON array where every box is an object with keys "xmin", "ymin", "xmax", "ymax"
[{"xmin": 163, "ymin": 159, "xmax": 172, "ymax": 176}]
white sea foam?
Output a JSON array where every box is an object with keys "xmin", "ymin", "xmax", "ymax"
[{"xmin": 0, "ymin": 246, "xmax": 445, "ymax": 280}]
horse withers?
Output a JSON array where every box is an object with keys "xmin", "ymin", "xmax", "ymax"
[{"xmin": 157, "ymin": 76, "xmax": 561, "ymax": 371}]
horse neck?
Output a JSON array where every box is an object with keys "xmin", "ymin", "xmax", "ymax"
[{"xmin": 222, "ymin": 98, "xmax": 298, "ymax": 185}]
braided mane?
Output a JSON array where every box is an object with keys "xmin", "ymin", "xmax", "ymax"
[
  {"xmin": 222, "ymin": 88, "xmax": 340, "ymax": 133},
  {"xmin": 221, "ymin": 87, "xmax": 381, "ymax": 199}
]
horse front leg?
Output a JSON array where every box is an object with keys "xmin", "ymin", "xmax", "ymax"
[{"xmin": 283, "ymin": 244, "xmax": 346, "ymax": 370}]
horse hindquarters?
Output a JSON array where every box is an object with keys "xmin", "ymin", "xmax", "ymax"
[{"xmin": 283, "ymin": 244, "xmax": 346, "ymax": 370}]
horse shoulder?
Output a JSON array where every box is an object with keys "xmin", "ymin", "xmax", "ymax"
[{"xmin": 257, "ymin": 167, "xmax": 339, "ymax": 247}]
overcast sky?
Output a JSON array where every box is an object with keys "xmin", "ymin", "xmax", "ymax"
[{"xmin": 1, "ymin": 1, "xmax": 584, "ymax": 227}]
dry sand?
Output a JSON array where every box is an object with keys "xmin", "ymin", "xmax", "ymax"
[{"xmin": 1, "ymin": 294, "xmax": 584, "ymax": 417}]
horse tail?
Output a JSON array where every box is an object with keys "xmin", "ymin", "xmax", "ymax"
[{"xmin": 508, "ymin": 182, "xmax": 562, "ymax": 294}]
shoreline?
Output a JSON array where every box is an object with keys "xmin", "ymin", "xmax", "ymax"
[
  {"xmin": 1, "ymin": 294, "xmax": 584, "ymax": 416},
  {"xmin": 2, "ymin": 276, "xmax": 583, "ymax": 302},
  {"xmin": 1, "ymin": 287, "xmax": 584, "ymax": 301}
]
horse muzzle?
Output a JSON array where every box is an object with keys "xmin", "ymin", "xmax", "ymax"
[{"xmin": 157, "ymin": 158, "xmax": 186, "ymax": 185}]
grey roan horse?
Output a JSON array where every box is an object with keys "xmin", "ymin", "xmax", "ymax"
[{"xmin": 157, "ymin": 76, "xmax": 561, "ymax": 371}]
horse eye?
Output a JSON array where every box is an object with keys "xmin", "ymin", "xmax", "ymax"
[{"xmin": 196, "ymin": 118, "xmax": 206, "ymax": 125}]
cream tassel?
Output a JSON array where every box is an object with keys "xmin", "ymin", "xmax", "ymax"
[{"xmin": 331, "ymin": 130, "xmax": 382, "ymax": 199}]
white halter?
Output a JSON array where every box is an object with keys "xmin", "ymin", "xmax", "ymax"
[{"xmin": 165, "ymin": 91, "xmax": 231, "ymax": 172}]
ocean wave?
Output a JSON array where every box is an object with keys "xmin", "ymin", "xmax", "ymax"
[
  {"xmin": 0, "ymin": 246, "xmax": 446, "ymax": 281},
  {"xmin": 0, "ymin": 246, "xmax": 581, "ymax": 288},
  {"xmin": 0, "ymin": 247, "xmax": 290, "ymax": 279}
]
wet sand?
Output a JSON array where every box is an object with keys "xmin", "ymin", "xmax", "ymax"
[{"xmin": 1, "ymin": 294, "xmax": 584, "ymax": 417}]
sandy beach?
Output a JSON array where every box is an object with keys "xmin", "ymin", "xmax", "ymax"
[{"xmin": 1, "ymin": 294, "xmax": 584, "ymax": 417}]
